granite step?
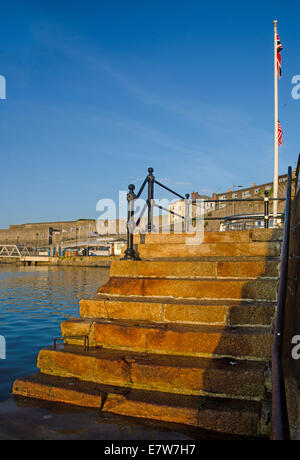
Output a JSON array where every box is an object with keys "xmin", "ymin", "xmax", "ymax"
[
  {"xmin": 13, "ymin": 372, "xmax": 268, "ymax": 437},
  {"xmin": 97, "ymin": 277, "xmax": 278, "ymax": 302},
  {"xmin": 109, "ymin": 259, "xmax": 281, "ymax": 279},
  {"xmin": 60, "ymin": 318, "xmax": 274, "ymax": 361},
  {"xmin": 134, "ymin": 228, "xmax": 283, "ymax": 245},
  {"xmin": 136, "ymin": 242, "xmax": 281, "ymax": 259},
  {"xmin": 80, "ymin": 296, "xmax": 276, "ymax": 327},
  {"xmin": 36, "ymin": 345, "xmax": 268, "ymax": 400}
]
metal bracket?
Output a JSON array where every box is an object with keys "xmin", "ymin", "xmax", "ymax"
[{"xmin": 53, "ymin": 335, "xmax": 89, "ymax": 351}]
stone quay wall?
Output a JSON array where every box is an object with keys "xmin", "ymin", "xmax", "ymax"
[{"xmin": 0, "ymin": 219, "xmax": 97, "ymax": 247}]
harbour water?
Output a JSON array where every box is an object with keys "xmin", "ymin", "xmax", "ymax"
[
  {"xmin": 0, "ymin": 265, "xmax": 213, "ymax": 440},
  {"xmin": 0, "ymin": 265, "xmax": 110, "ymax": 402}
]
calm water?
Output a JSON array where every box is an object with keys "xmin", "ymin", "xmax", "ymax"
[{"xmin": 0, "ymin": 265, "xmax": 109, "ymax": 402}]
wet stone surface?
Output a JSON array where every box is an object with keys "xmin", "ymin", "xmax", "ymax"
[{"xmin": 0, "ymin": 397, "xmax": 240, "ymax": 440}]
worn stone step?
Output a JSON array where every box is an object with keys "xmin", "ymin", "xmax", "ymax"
[
  {"xmin": 136, "ymin": 242, "xmax": 281, "ymax": 259},
  {"xmin": 134, "ymin": 229, "xmax": 283, "ymax": 245},
  {"xmin": 97, "ymin": 277, "xmax": 278, "ymax": 302},
  {"xmin": 13, "ymin": 372, "xmax": 267, "ymax": 436},
  {"xmin": 134, "ymin": 231, "xmax": 252, "ymax": 245},
  {"xmin": 80, "ymin": 296, "xmax": 275, "ymax": 327},
  {"xmin": 131, "ymin": 256, "xmax": 281, "ymax": 263},
  {"xmin": 61, "ymin": 319, "xmax": 274, "ymax": 360},
  {"xmin": 110, "ymin": 259, "xmax": 280, "ymax": 279},
  {"xmin": 37, "ymin": 346, "xmax": 267, "ymax": 400}
]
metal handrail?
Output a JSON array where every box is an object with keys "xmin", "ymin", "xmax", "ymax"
[
  {"xmin": 296, "ymin": 154, "xmax": 300, "ymax": 194},
  {"xmin": 136, "ymin": 177, "xmax": 149, "ymax": 199},
  {"xmin": 192, "ymin": 197, "xmax": 286, "ymax": 204},
  {"xmin": 153, "ymin": 202, "xmax": 185, "ymax": 220},
  {"xmin": 272, "ymin": 166, "xmax": 293, "ymax": 440},
  {"xmin": 194, "ymin": 212, "xmax": 284, "ymax": 221},
  {"xmin": 154, "ymin": 179, "xmax": 186, "ymax": 201},
  {"xmin": 123, "ymin": 168, "xmax": 190, "ymax": 259}
]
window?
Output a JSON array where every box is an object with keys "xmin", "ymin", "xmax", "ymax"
[
  {"xmin": 242, "ymin": 190, "xmax": 251, "ymax": 198},
  {"xmin": 255, "ymin": 188, "xmax": 261, "ymax": 195},
  {"xmin": 219, "ymin": 195, "xmax": 226, "ymax": 209}
]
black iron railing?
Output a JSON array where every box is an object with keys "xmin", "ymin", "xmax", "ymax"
[
  {"xmin": 123, "ymin": 167, "xmax": 286, "ymax": 260},
  {"xmin": 272, "ymin": 166, "xmax": 293, "ymax": 440},
  {"xmin": 296, "ymin": 154, "xmax": 300, "ymax": 195},
  {"xmin": 123, "ymin": 168, "xmax": 190, "ymax": 260}
]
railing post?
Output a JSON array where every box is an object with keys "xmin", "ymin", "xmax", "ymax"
[
  {"xmin": 264, "ymin": 191, "xmax": 270, "ymax": 229},
  {"xmin": 184, "ymin": 194, "xmax": 190, "ymax": 233},
  {"xmin": 147, "ymin": 168, "xmax": 155, "ymax": 233},
  {"xmin": 123, "ymin": 184, "xmax": 138, "ymax": 260}
]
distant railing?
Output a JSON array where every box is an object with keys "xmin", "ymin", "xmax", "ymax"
[
  {"xmin": 123, "ymin": 167, "xmax": 286, "ymax": 260},
  {"xmin": 0, "ymin": 245, "xmax": 35, "ymax": 258},
  {"xmin": 221, "ymin": 215, "xmax": 274, "ymax": 232}
]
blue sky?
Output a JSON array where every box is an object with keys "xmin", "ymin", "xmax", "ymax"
[{"xmin": 0, "ymin": 0, "xmax": 299, "ymax": 227}]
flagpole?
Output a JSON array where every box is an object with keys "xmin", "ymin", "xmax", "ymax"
[{"xmin": 273, "ymin": 20, "xmax": 279, "ymax": 223}]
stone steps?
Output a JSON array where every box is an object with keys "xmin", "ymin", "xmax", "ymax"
[
  {"xmin": 60, "ymin": 318, "xmax": 274, "ymax": 361},
  {"xmin": 136, "ymin": 242, "xmax": 281, "ymax": 259},
  {"xmin": 12, "ymin": 228, "xmax": 281, "ymax": 437},
  {"xmin": 13, "ymin": 372, "xmax": 267, "ymax": 437},
  {"xmin": 80, "ymin": 296, "xmax": 275, "ymax": 327},
  {"xmin": 110, "ymin": 259, "xmax": 280, "ymax": 279},
  {"xmin": 97, "ymin": 277, "xmax": 278, "ymax": 302},
  {"xmin": 36, "ymin": 345, "xmax": 268, "ymax": 400},
  {"xmin": 134, "ymin": 229, "xmax": 283, "ymax": 245}
]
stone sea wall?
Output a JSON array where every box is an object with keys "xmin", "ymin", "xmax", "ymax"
[{"xmin": 0, "ymin": 256, "xmax": 116, "ymax": 267}]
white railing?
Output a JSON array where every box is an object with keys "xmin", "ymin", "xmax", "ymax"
[{"xmin": 0, "ymin": 245, "xmax": 34, "ymax": 258}]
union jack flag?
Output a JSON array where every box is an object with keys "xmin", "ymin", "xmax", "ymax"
[
  {"xmin": 276, "ymin": 34, "xmax": 283, "ymax": 78},
  {"xmin": 278, "ymin": 120, "xmax": 283, "ymax": 146}
]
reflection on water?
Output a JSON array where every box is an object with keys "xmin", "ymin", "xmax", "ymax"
[{"xmin": 0, "ymin": 265, "xmax": 109, "ymax": 402}]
